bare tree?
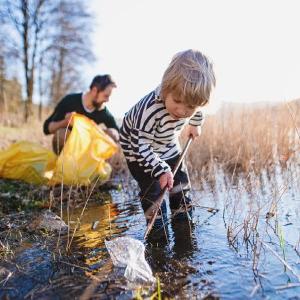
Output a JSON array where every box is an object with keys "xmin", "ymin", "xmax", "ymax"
[
  {"xmin": 0, "ymin": 42, "xmax": 22, "ymax": 115},
  {"xmin": 47, "ymin": 0, "xmax": 94, "ymax": 104},
  {"xmin": 0, "ymin": 54, "xmax": 7, "ymax": 113},
  {"xmin": 38, "ymin": 53, "xmax": 46, "ymax": 120},
  {"xmin": 0, "ymin": 0, "xmax": 94, "ymax": 121},
  {"xmin": 0, "ymin": 14, "xmax": 8, "ymax": 113},
  {"xmin": 0, "ymin": 0, "xmax": 56, "ymax": 121}
]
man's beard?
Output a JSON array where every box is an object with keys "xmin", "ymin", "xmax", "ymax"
[{"xmin": 92, "ymin": 100, "xmax": 102, "ymax": 109}]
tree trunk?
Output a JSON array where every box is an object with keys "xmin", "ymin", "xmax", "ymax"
[
  {"xmin": 22, "ymin": 0, "xmax": 31, "ymax": 122},
  {"xmin": 0, "ymin": 56, "xmax": 6, "ymax": 113},
  {"xmin": 38, "ymin": 99, "xmax": 42, "ymax": 120},
  {"xmin": 53, "ymin": 47, "xmax": 65, "ymax": 103}
]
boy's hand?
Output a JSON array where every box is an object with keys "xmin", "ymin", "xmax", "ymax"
[
  {"xmin": 186, "ymin": 124, "xmax": 201, "ymax": 140},
  {"xmin": 159, "ymin": 171, "xmax": 174, "ymax": 190}
]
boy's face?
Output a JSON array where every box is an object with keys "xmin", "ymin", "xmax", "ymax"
[{"xmin": 165, "ymin": 93, "xmax": 198, "ymax": 119}]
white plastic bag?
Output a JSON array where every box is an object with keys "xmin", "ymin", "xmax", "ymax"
[{"xmin": 105, "ymin": 237, "xmax": 155, "ymax": 283}]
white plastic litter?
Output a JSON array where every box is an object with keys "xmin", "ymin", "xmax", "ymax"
[{"xmin": 105, "ymin": 237, "xmax": 155, "ymax": 283}]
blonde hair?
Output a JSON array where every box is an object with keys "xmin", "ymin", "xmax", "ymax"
[{"xmin": 160, "ymin": 49, "xmax": 216, "ymax": 107}]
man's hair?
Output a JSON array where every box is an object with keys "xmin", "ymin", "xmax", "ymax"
[
  {"xmin": 90, "ymin": 75, "xmax": 117, "ymax": 91},
  {"xmin": 160, "ymin": 49, "xmax": 216, "ymax": 107}
]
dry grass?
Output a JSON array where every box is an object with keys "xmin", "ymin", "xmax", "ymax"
[
  {"xmin": 0, "ymin": 112, "xmax": 52, "ymax": 150},
  {"xmin": 185, "ymin": 99, "xmax": 300, "ymax": 182}
]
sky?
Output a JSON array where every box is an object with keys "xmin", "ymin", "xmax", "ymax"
[{"xmin": 84, "ymin": 0, "xmax": 300, "ymax": 117}]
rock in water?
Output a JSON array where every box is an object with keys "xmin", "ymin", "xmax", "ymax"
[{"xmin": 30, "ymin": 210, "xmax": 68, "ymax": 233}]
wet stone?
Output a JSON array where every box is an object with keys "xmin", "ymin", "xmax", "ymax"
[{"xmin": 29, "ymin": 210, "xmax": 68, "ymax": 233}]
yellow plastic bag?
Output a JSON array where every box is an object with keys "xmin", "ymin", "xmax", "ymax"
[
  {"xmin": 0, "ymin": 113, "xmax": 118, "ymax": 186},
  {"xmin": 49, "ymin": 113, "xmax": 118, "ymax": 186},
  {"xmin": 0, "ymin": 141, "xmax": 56, "ymax": 185}
]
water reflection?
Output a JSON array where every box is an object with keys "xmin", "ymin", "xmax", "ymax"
[
  {"xmin": 145, "ymin": 217, "xmax": 197, "ymax": 272},
  {"xmin": 171, "ymin": 218, "xmax": 197, "ymax": 260},
  {"xmin": 62, "ymin": 193, "xmax": 125, "ymax": 269},
  {"xmin": 71, "ymin": 205, "xmax": 120, "ymax": 247},
  {"xmin": 65, "ymin": 189, "xmax": 143, "ymax": 271}
]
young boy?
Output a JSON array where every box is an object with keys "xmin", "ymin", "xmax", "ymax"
[{"xmin": 120, "ymin": 49, "xmax": 215, "ymax": 228}]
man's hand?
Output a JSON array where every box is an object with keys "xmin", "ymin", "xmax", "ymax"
[
  {"xmin": 185, "ymin": 124, "xmax": 201, "ymax": 140},
  {"xmin": 105, "ymin": 128, "xmax": 120, "ymax": 142},
  {"xmin": 63, "ymin": 112, "xmax": 75, "ymax": 127},
  {"xmin": 159, "ymin": 171, "xmax": 174, "ymax": 190},
  {"xmin": 48, "ymin": 112, "xmax": 75, "ymax": 134}
]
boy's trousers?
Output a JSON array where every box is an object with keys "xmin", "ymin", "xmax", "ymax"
[{"xmin": 127, "ymin": 155, "xmax": 192, "ymax": 223}]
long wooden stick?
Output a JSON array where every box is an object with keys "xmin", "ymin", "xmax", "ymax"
[{"xmin": 144, "ymin": 136, "xmax": 193, "ymax": 239}]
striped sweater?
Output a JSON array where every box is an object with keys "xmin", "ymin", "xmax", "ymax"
[{"xmin": 120, "ymin": 87, "xmax": 204, "ymax": 178}]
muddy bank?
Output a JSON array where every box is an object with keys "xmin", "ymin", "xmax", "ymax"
[{"xmin": 0, "ymin": 179, "xmax": 153, "ymax": 299}]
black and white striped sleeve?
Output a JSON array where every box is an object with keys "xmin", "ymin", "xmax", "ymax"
[
  {"xmin": 131, "ymin": 127, "xmax": 171, "ymax": 178},
  {"xmin": 131, "ymin": 101, "xmax": 171, "ymax": 178},
  {"xmin": 188, "ymin": 110, "xmax": 205, "ymax": 127}
]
